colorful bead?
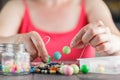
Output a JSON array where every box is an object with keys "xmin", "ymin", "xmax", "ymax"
[
  {"xmin": 63, "ymin": 65, "xmax": 73, "ymax": 76},
  {"xmin": 98, "ymin": 66, "xmax": 105, "ymax": 73},
  {"xmin": 34, "ymin": 67, "xmax": 41, "ymax": 73},
  {"xmin": 59, "ymin": 65, "xmax": 68, "ymax": 74},
  {"xmin": 54, "ymin": 51, "xmax": 62, "ymax": 60},
  {"xmin": 71, "ymin": 64, "xmax": 79, "ymax": 74},
  {"xmin": 62, "ymin": 46, "xmax": 71, "ymax": 54},
  {"xmin": 47, "ymin": 56, "xmax": 51, "ymax": 63},
  {"xmin": 39, "ymin": 63, "xmax": 47, "ymax": 68},
  {"xmin": 3, "ymin": 66, "xmax": 10, "ymax": 73},
  {"xmin": 80, "ymin": 64, "xmax": 89, "ymax": 74},
  {"xmin": 30, "ymin": 66, "xmax": 35, "ymax": 73},
  {"xmin": 0, "ymin": 64, "xmax": 2, "ymax": 70}
]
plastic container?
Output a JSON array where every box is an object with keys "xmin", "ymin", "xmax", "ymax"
[
  {"xmin": 1, "ymin": 43, "xmax": 30, "ymax": 75},
  {"xmin": 77, "ymin": 56, "xmax": 120, "ymax": 74}
]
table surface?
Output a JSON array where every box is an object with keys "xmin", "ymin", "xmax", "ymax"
[{"xmin": 0, "ymin": 73, "xmax": 119, "ymax": 80}]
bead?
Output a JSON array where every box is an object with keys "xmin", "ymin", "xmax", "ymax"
[
  {"xmin": 47, "ymin": 56, "xmax": 51, "ymax": 63},
  {"xmin": 39, "ymin": 63, "xmax": 46, "ymax": 68},
  {"xmin": 3, "ymin": 66, "xmax": 10, "ymax": 73},
  {"xmin": 44, "ymin": 70, "xmax": 48, "ymax": 74},
  {"xmin": 80, "ymin": 64, "xmax": 89, "ymax": 74},
  {"xmin": 30, "ymin": 66, "xmax": 35, "ymax": 73},
  {"xmin": 71, "ymin": 64, "xmax": 79, "ymax": 74},
  {"xmin": 63, "ymin": 65, "xmax": 73, "ymax": 76},
  {"xmin": 0, "ymin": 64, "xmax": 2, "ymax": 70},
  {"xmin": 54, "ymin": 51, "xmax": 62, "ymax": 60},
  {"xmin": 59, "ymin": 65, "xmax": 67, "ymax": 74},
  {"xmin": 98, "ymin": 66, "xmax": 105, "ymax": 73},
  {"xmin": 12, "ymin": 64, "xmax": 17, "ymax": 71},
  {"xmin": 41, "ymin": 69, "xmax": 44, "ymax": 73},
  {"xmin": 34, "ymin": 68, "xmax": 41, "ymax": 73},
  {"xmin": 62, "ymin": 46, "xmax": 71, "ymax": 54},
  {"xmin": 50, "ymin": 70, "xmax": 56, "ymax": 74}
]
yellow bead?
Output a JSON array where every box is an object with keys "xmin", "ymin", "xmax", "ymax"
[{"xmin": 98, "ymin": 66, "xmax": 105, "ymax": 73}]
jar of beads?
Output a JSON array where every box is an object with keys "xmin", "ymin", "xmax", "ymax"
[
  {"xmin": 0, "ymin": 44, "xmax": 7, "ymax": 63},
  {"xmin": 1, "ymin": 43, "xmax": 30, "ymax": 75}
]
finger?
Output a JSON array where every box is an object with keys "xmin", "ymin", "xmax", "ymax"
[
  {"xmin": 90, "ymin": 33, "xmax": 110, "ymax": 47},
  {"xmin": 72, "ymin": 41, "xmax": 86, "ymax": 49},
  {"xmin": 95, "ymin": 42, "xmax": 111, "ymax": 53},
  {"xmin": 70, "ymin": 21, "xmax": 104, "ymax": 48},
  {"xmin": 82, "ymin": 26, "xmax": 107, "ymax": 44},
  {"xmin": 21, "ymin": 34, "xmax": 38, "ymax": 61},
  {"xmin": 29, "ymin": 48, "xmax": 38, "ymax": 62},
  {"xmin": 29, "ymin": 31, "xmax": 49, "ymax": 62},
  {"xmin": 70, "ymin": 27, "xmax": 86, "ymax": 48}
]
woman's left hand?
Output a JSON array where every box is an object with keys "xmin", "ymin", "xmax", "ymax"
[{"xmin": 70, "ymin": 21, "xmax": 120, "ymax": 55}]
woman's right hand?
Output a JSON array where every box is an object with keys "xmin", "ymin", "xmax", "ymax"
[{"xmin": 9, "ymin": 31, "xmax": 49, "ymax": 62}]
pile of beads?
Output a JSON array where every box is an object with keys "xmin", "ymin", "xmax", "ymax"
[
  {"xmin": 31, "ymin": 62, "xmax": 62, "ymax": 74},
  {"xmin": 31, "ymin": 62, "xmax": 80, "ymax": 76}
]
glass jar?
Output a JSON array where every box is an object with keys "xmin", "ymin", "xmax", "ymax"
[
  {"xmin": 15, "ymin": 44, "xmax": 30, "ymax": 75},
  {"xmin": 1, "ymin": 43, "xmax": 30, "ymax": 75}
]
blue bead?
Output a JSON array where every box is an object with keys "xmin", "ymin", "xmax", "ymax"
[
  {"xmin": 54, "ymin": 51, "xmax": 62, "ymax": 60},
  {"xmin": 0, "ymin": 64, "xmax": 2, "ymax": 70},
  {"xmin": 49, "ymin": 62, "xmax": 56, "ymax": 65},
  {"xmin": 30, "ymin": 66, "xmax": 35, "ymax": 73}
]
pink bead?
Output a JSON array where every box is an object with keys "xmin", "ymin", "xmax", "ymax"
[{"xmin": 63, "ymin": 66, "xmax": 73, "ymax": 76}]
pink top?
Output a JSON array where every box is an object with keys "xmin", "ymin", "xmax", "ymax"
[{"xmin": 19, "ymin": 0, "xmax": 95, "ymax": 61}]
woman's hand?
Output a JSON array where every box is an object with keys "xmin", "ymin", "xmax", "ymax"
[
  {"xmin": 9, "ymin": 31, "xmax": 49, "ymax": 62},
  {"xmin": 70, "ymin": 21, "xmax": 120, "ymax": 56}
]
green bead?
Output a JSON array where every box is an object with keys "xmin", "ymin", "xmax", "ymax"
[
  {"xmin": 71, "ymin": 64, "xmax": 79, "ymax": 74},
  {"xmin": 80, "ymin": 64, "xmax": 89, "ymax": 74},
  {"xmin": 4, "ymin": 66, "xmax": 10, "ymax": 73},
  {"xmin": 62, "ymin": 46, "xmax": 71, "ymax": 54},
  {"xmin": 47, "ymin": 56, "xmax": 51, "ymax": 63}
]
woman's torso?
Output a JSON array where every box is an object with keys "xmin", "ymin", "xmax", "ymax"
[{"xmin": 19, "ymin": 0, "xmax": 95, "ymax": 61}]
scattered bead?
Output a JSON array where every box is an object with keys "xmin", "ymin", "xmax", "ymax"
[
  {"xmin": 0, "ymin": 64, "xmax": 2, "ymax": 70},
  {"xmin": 62, "ymin": 46, "xmax": 71, "ymax": 54},
  {"xmin": 71, "ymin": 64, "xmax": 79, "ymax": 74},
  {"xmin": 3, "ymin": 66, "xmax": 10, "ymax": 73},
  {"xmin": 34, "ymin": 67, "xmax": 41, "ymax": 73},
  {"xmin": 98, "ymin": 66, "xmax": 105, "ymax": 73},
  {"xmin": 63, "ymin": 65, "xmax": 73, "ymax": 76},
  {"xmin": 30, "ymin": 66, "xmax": 35, "ymax": 73},
  {"xmin": 54, "ymin": 51, "xmax": 62, "ymax": 60},
  {"xmin": 80, "ymin": 64, "xmax": 89, "ymax": 74},
  {"xmin": 59, "ymin": 65, "xmax": 67, "ymax": 74}
]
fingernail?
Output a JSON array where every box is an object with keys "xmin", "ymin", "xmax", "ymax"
[
  {"xmin": 47, "ymin": 56, "xmax": 51, "ymax": 63},
  {"xmin": 44, "ymin": 57, "xmax": 48, "ymax": 62},
  {"xmin": 70, "ymin": 41, "xmax": 73, "ymax": 47},
  {"xmin": 43, "ymin": 56, "xmax": 51, "ymax": 63},
  {"xmin": 70, "ymin": 41, "xmax": 75, "ymax": 47}
]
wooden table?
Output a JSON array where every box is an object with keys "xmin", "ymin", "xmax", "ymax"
[{"xmin": 0, "ymin": 73, "xmax": 119, "ymax": 80}]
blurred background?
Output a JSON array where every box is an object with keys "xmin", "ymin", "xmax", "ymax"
[{"xmin": 0, "ymin": 0, "xmax": 120, "ymax": 30}]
